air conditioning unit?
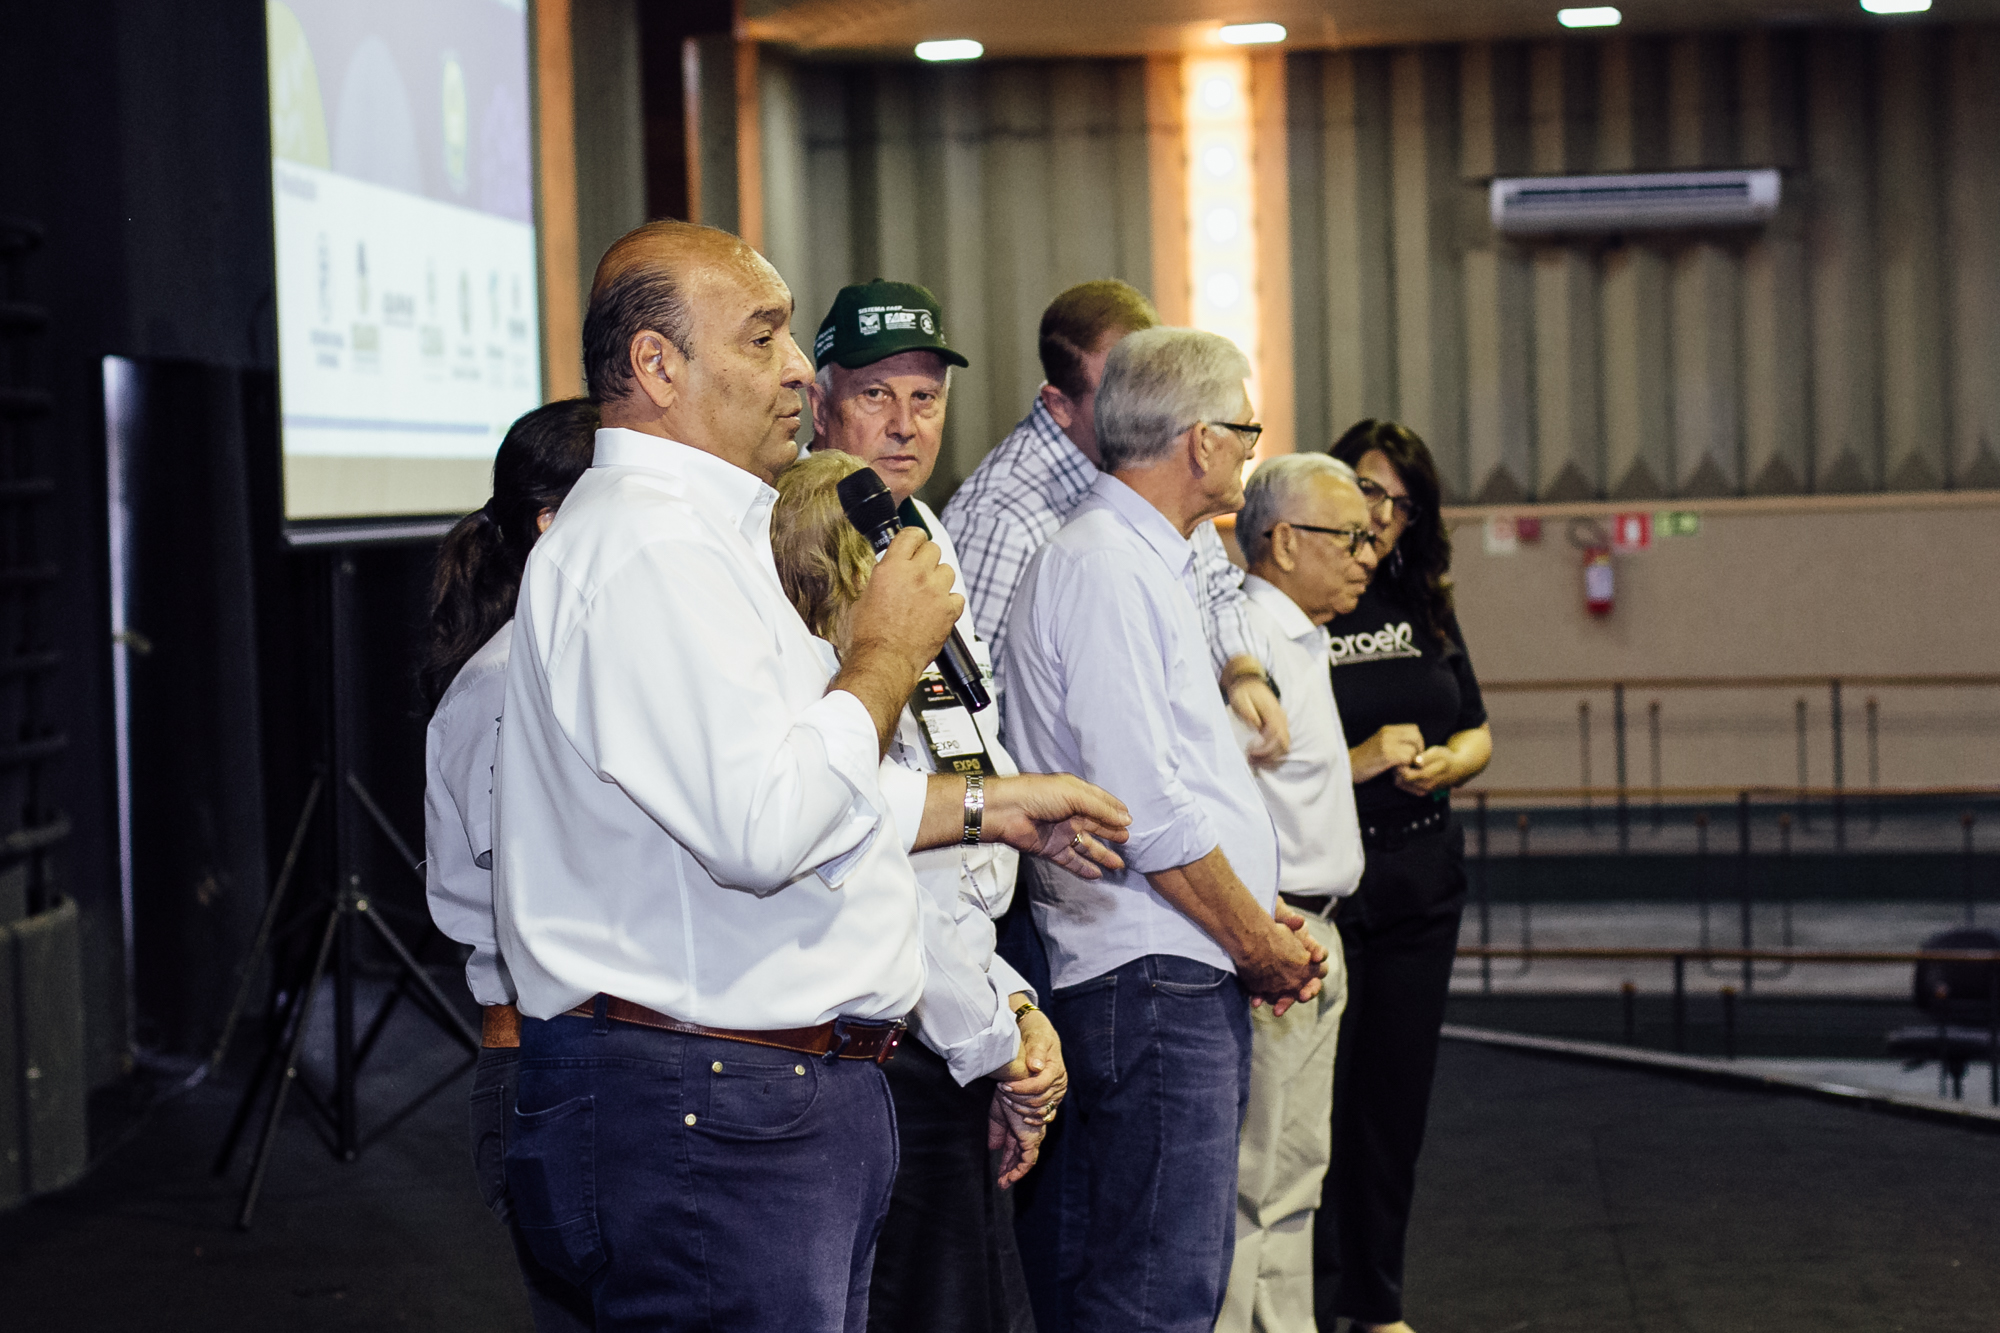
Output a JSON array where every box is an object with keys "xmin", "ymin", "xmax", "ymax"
[{"xmin": 1490, "ymin": 169, "xmax": 1782, "ymax": 235}]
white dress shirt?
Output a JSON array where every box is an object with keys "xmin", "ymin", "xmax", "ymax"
[
  {"xmin": 939, "ymin": 397, "xmax": 1266, "ymax": 697},
  {"xmin": 900, "ymin": 498, "xmax": 1040, "ymax": 1024},
  {"xmin": 1237, "ymin": 577, "xmax": 1365, "ymax": 901},
  {"xmin": 423, "ymin": 623, "xmax": 515, "ymax": 1006},
  {"xmin": 494, "ymin": 429, "xmax": 1007, "ymax": 1052},
  {"xmin": 1000, "ymin": 472, "xmax": 1280, "ymax": 990}
]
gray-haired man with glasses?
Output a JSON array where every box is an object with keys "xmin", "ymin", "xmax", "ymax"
[
  {"xmin": 1218, "ymin": 453, "xmax": 1377, "ymax": 1333},
  {"xmin": 1000, "ymin": 327, "xmax": 1327, "ymax": 1333}
]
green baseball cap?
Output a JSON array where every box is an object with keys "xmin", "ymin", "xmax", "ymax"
[{"xmin": 813, "ymin": 279, "xmax": 970, "ymax": 371}]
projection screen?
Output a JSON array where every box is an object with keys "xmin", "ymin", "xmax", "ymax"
[{"xmin": 265, "ymin": 0, "xmax": 541, "ymax": 530}]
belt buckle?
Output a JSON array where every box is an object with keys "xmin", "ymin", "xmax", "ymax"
[{"xmin": 875, "ymin": 1022, "xmax": 905, "ymax": 1066}]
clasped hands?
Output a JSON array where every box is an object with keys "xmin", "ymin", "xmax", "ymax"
[
  {"xmin": 1237, "ymin": 902, "xmax": 1330, "ymax": 1017},
  {"xmin": 1352, "ymin": 723, "xmax": 1454, "ymax": 795},
  {"xmin": 986, "ymin": 1003, "xmax": 1066, "ymax": 1189}
]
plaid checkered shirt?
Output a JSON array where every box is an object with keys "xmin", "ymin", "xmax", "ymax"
[{"xmin": 939, "ymin": 397, "xmax": 1264, "ymax": 688}]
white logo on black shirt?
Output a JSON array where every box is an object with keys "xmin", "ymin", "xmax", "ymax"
[{"xmin": 1329, "ymin": 621, "xmax": 1422, "ymax": 666}]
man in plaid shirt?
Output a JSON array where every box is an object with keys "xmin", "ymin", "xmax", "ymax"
[{"xmin": 940, "ymin": 280, "xmax": 1288, "ymax": 759}]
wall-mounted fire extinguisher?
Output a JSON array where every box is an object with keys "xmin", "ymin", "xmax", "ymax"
[
  {"xmin": 1583, "ymin": 547, "xmax": 1614, "ymax": 616},
  {"xmin": 1569, "ymin": 518, "xmax": 1614, "ymax": 617}
]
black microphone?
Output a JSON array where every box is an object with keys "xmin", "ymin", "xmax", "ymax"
[{"xmin": 836, "ymin": 467, "xmax": 992, "ymax": 714}]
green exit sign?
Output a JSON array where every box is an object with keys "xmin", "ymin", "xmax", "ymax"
[{"xmin": 1656, "ymin": 510, "xmax": 1701, "ymax": 537}]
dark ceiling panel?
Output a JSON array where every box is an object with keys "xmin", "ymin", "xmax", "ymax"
[{"xmin": 742, "ymin": 0, "xmax": 1993, "ymax": 58}]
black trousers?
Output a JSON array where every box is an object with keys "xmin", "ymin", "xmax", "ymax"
[
  {"xmin": 1313, "ymin": 818, "xmax": 1466, "ymax": 1329},
  {"xmin": 868, "ymin": 1036, "xmax": 1036, "ymax": 1333}
]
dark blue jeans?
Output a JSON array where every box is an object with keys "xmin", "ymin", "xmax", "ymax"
[
  {"xmin": 470, "ymin": 1047, "xmax": 597, "ymax": 1332},
  {"xmin": 1050, "ymin": 954, "xmax": 1254, "ymax": 1333},
  {"xmin": 505, "ymin": 1010, "xmax": 900, "ymax": 1332}
]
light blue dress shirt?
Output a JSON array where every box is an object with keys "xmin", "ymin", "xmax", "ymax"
[{"xmin": 999, "ymin": 472, "xmax": 1280, "ymax": 990}]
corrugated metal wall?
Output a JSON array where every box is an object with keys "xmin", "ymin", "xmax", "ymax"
[
  {"xmin": 759, "ymin": 57, "xmax": 1155, "ymax": 499},
  {"xmin": 1287, "ymin": 26, "xmax": 2000, "ymax": 501}
]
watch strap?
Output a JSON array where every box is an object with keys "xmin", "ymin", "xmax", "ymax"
[{"xmin": 961, "ymin": 774, "xmax": 985, "ymax": 846}]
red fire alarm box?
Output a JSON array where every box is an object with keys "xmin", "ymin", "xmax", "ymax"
[{"xmin": 1611, "ymin": 511, "xmax": 1651, "ymax": 552}]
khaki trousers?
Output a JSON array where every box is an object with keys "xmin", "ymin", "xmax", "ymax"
[{"xmin": 1216, "ymin": 910, "xmax": 1348, "ymax": 1333}]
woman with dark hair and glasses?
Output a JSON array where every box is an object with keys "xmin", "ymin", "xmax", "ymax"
[
  {"xmin": 421, "ymin": 397, "xmax": 599, "ymax": 1333},
  {"xmin": 1313, "ymin": 419, "xmax": 1492, "ymax": 1333}
]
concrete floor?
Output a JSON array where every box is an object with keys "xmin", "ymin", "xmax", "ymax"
[
  {"xmin": 6, "ymin": 1009, "xmax": 1999, "ymax": 1330},
  {"xmin": 0, "ymin": 982, "xmax": 531, "ymax": 1331},
  {"xmin": 1410, "ymin": 1041, "xmax": 2000, "ymax": 1333}
]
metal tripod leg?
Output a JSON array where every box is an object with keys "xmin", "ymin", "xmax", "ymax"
[
  {"xmin": 208, "ymin": 775, "xmax": 323, "ymax": 1076},
  {"xmin": 235, "ymin": 899, "xmax": 341, "ymax": 1231},
  {"xmin": 354, "ymin": 892, "xmax": 481, "ymax": 1052}
]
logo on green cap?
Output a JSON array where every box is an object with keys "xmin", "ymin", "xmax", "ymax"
[{"xmin": 814, "ymin": 280, "xmax": 969, "ymax": 371}]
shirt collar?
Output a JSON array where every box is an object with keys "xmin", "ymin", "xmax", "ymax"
[
  {"xmin": 1090, "ymin": 472, "xmax": 1194, "ymax": 579},
  {"xmin": 1242, "ymin": 573, "xmax": 1322, "ymax": 646},
  {"xmin": 593, "ymin": 426, "xmax": 778, "ymax": 547}
]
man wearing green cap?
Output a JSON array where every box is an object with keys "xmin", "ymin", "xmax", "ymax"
[
  {"xmin": 809, "ymin": 279, "xmax": 964, "ymax": 509},
  {"xmin": 808, "ymin": 279, "xmax": 1058, "ymax": 1333}
]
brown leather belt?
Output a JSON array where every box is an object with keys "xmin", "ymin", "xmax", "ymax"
[
  {"xmin": 482, "ymin": 1003, "xmax": 522, "ymax": 1049},
  {"xmin": 565, "ymin": 994, "xmax": 905, "ymax": 1065}
]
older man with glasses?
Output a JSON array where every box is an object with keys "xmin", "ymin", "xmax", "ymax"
[
  {"xmin": 1217, "ymin": 454, "xmax": 1377, "ymax": 1333},
  {"xmin": 1000, "ymin": 327, "xmax": 1327, "ymax": 1333}
]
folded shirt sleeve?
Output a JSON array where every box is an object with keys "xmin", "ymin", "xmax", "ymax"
[
  {"xmin": 877, "ymin": 759, "xmax": 931, "ymax": 854},
  {"xmin": 913, "ymin": 880, "xmax": 1022, "ymax": 1085}
]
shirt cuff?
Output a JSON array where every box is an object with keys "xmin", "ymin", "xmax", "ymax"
[
  {"xmin": 917, "ymin": 988, "xmax": 1022, "ymax": 1087},
  {"xmin": 1122, "ymin": 804, "xmax": 1224, "ymax": 876},
  {"xmin": 990, "ymin": 953, "xmax": 1035, "ymax": 1007},
  {"xmin": 1213, "ymin": 612, "xmax": 1270, "ymax": 677},
  {"xmin": 805, "ymin": 688, "xmax": 890, "ymax": 798},
  {"xmin": 877, "ymin": 761, "xmax": 931, "ymax": 854},
  {"xmin": 464, "ymin": 945, "xmax": 518, "ymax": 1008}
]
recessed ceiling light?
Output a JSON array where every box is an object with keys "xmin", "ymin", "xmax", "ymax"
[
  {"xmin": 1860, "ymin": 0, "xmax": 1930, "ymax": 11},
  {"xmin": 1219, "ymin": 23, "xmax": 1287, "ymax": 45},
  {"xmin": 915, "ymin": 39, "xmax": 984, "ymax": 62},
  {"xmin": 1557, "ymin": 6, "xmax": 1622, "ymax": 26}
]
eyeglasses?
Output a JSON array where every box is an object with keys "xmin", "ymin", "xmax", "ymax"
[
  {"xmin": 1355, "ymin": 476, "xmax": 1417, "ymax": 523},
  {"xmin": 1205, "ymin": 421, "xmax": 1264, "ymax": 448},
  {"xmin": 1265, "ymin": 522, "xmax": 1378, "ymax": 558}
]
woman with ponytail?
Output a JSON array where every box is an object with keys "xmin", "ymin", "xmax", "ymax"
[{"xmin": 421, "ymin": 396, "xmax": 597, "ymax": 1332}]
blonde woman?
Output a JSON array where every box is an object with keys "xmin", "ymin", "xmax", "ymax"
[{"xmin": 775, "ymin": 449, "xmax": 1103, "ymax": 1333}]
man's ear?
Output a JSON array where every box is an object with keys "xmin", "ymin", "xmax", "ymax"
[
  {"xmin": 1186, "ymin": 421, "xmax": 1220, "ymax": 479},
  {"xmin": 807, "ymin": 376, "xmax": 831, "ymax": 440},
  {"xmin": 1268, "ymin": 523, "xmax": 1299, "ymax": 574},
  {"xmin": 1039, "ymin": 383, "xmax": 1077, "ymax": 433},
  {"xmin": 628, "ymin": 330, "xmax": 684, "ymax": 411}
]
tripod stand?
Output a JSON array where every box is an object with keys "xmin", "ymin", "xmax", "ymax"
[{"xmin": 208, "ymin": 548, "xmax": 479, "ymax": 1229}]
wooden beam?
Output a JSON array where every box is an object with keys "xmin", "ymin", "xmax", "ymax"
[
  {"xmin": 1251, "ymin": 49, "xmax": 1292, "ymax": 458},
  {"xmin": 534, "ymin": 0, "xmax": 582, "ymax": 399},
  {"xmin": 1144, "ymin": 55, "xmax": 1189, "ymax": 325},
  {"xmin": 736, "ymin": 39, "xmax": 764, "ymax": 249}
]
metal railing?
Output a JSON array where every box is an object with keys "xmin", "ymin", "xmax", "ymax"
[
  {"xmin": 1477, "ymin": 672, "xmax": 2000, "ymax": 853},
  {"xmin": 1455, "ymin": 944, "xmax": 2000, "ymax": 1104},
  {"xmin": 1461, "ymin": 786, "xmax": 1999, "ymax": 997}
]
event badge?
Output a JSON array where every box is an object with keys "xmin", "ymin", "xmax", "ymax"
[{"xmin": 912, "ymin": 671, "xmax": 993, "ymax": 776}]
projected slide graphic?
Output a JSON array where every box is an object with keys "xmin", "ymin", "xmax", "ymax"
[{"xmin": 267, "ymin": 0, "xmax": 540, "ymax": 523}]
